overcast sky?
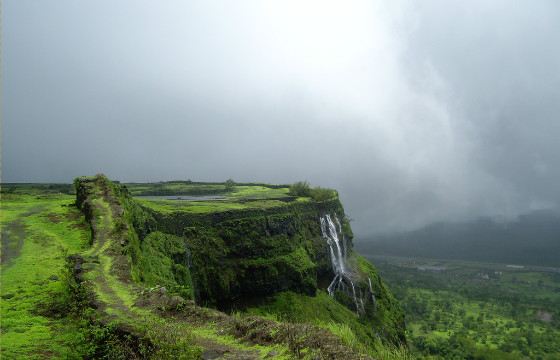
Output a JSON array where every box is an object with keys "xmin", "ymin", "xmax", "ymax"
[{"xmin": 3, "ymin": 1, "xmax": 560, "ymax": 235}]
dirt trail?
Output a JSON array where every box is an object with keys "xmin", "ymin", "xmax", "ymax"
[{"xmin": 87, "ymin": 205, "xmax": 135, "ymax": 318}]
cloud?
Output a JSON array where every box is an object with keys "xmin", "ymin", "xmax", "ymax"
[{"xmin": 4, "ymin": 0, "xmax": 560, "ymax": 235}]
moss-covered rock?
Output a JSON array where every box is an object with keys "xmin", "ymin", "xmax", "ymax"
[{"xmin": 137, "ymin": 232, "xmax": 194, "ymax": 299}]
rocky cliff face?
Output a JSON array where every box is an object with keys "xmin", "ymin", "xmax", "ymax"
[{"xmin": 140, "ymin": 198, "xmax": 344, "ymax": 307}]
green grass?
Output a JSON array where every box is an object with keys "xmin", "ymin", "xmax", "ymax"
[
  {"xmin": 191, "ymin": 326, "xmax": 293, "ymax": 359},
  {"xmin": 0, "ymin": 194, "xmax": 89, "ymax": 358},
  {"xmin": 227, "ymin": 185, "xmax": 290, "ymax": 200},
  {"xmin": 129, "ymin": 182, "xmax": 312, "ymax": 214},
  {"xmin": 135, "ymin": 197, "xmax": 297, "ymax": 214},
  {"xmin": 125, "ymin": 182, "xmax": 228, "ymax": 196},
  {"xmin": 244, "ymin": 290, "xmax": 414, "ymax": 359},
  {"xmin": 125, "ymin": 182, "xmax": 291, "ymax": 199},
  {"xmin": 1, "ymin": 183, "xmax": 74, "ymax": 196},
  {"xmin": 244, "ymin": 291, "xmax": 398, "ymax": 358}
]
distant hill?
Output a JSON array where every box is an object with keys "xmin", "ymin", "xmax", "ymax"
[{"xmin": 357, "ymin": 209, "xmax": 560, "ymax": 267}]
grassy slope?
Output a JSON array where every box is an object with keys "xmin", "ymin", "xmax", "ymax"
[
  {"xmin": 0, "ymin": 194, "xmax": 89, "ymax": 358},
  {"xmin": 245, "ymin": 291, "xmax": 379, "ymax": 348},
  {"xmin": 244, "ymin": 271, "xmax": 410, "ymax": 359}
]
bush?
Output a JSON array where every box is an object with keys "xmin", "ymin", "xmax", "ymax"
[
  {"xmin": 289, "ymin": 182, "xmax": 336, "ymax": 201},
  {"xmin": 289, "ymin": 181, "xmax": 311, "ymax": 197},
  {"xmin": 309, "ymin": 187, "xmax": 336, "ymax": 201},
  {"xmin": 225, "ymin": 179, "xmax": 236, "ymax": 191}
]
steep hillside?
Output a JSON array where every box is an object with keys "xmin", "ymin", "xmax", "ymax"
[{"xmin": 1, "ymin": 176, "xmax": 407, "ymax": 359}]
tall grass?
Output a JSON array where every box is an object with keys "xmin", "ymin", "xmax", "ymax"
[{"xmin": 321, "ymin": 321, "xmax": 416, "ymax": 359}]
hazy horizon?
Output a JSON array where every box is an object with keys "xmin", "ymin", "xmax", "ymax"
[{"xmin": 4, "ymin": 1, "xmax": 560, "ymax": 236}]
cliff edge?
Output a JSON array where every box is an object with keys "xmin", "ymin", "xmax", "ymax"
[{"xmin": 71, "ymin": 174, "xmax": 406, "ymax": 358}]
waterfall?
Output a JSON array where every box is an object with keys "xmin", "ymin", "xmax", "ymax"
[
  {"xmin": 334, "ymin": 215, "xmax": 347, "ymax": 260},
  {"xmin": 321, "ymin": 214, "xmax": 346, "ymax": 274},
  {"xmin": 368, "ymin": 277, "xmax": 377, "ymax": 309},
  {"xmin": 320, "ymin": 214, "xmax": 362, "ymax": 313}
]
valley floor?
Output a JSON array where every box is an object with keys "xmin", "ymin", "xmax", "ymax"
[{"xmin": 366, "ymin": 255, "xmax": 560, "ymax": 359}]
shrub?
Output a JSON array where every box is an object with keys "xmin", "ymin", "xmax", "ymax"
[
  {"xmin": 225, "ymin": 179, "xmax": 236, "ymax": 191},
  {"xmin": 309, "ymin": 187, "xmax": 336, "ymax": 201},
  {"xmin": 288, "ymin": 181, "xmax": 311, "ymax": 197},
  {"xmin": 289, "ymin": 182, "xmax": 336, "ymax": 200}
]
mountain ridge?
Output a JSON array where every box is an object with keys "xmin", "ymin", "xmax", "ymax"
[{"xmin": 358, "ymin": 209, "xmax": 560, "ymax": 267}]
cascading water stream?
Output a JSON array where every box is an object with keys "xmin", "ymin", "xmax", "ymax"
[
  {"xmin": 368, "ymin": 277, "xmax": 377, "ymax": 309},
  {"xmin": 320, "ymin": 214, "xmax": 362, "ymax": 313}
]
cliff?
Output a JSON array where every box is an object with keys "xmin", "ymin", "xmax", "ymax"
[{"xmin": 71, "ymin": 174, "xmax": 406, "ymax": 358}]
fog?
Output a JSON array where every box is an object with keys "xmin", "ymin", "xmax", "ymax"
[{"xmin": 3, "ymin": 1, "xmax": 560, "ymax": 235}]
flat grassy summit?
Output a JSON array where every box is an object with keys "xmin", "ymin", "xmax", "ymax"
[
  {"xmin": 1, "ymin": 175, "xmax": 407, "ymax": 359},
  {"xmin": 129, "ymin": 181, "xmax": 309, "ymax": 214}
]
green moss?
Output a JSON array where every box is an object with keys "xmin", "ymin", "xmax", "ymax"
[
  {"xmin": 172, "ymin": 208, "xmax": 337, "ymax": 307},
  {"xmin": 137, "ymin": 231, "xmax": 194, "ymax": 299},
  {"xmin": 0, "ymin": 194, "xmax": 90, "ymax": 358},
  {"xmin": 354, "ymin": 254, "xmax": 407, "ymax": 345},
  {"xmin": 245, "ymin": 291, "xmax": 381, "ymax": 355},
  {"xmin": 245, "ymin": 290, "xmax": 409, "ymax": 359}
]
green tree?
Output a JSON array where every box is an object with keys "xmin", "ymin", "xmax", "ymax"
[
  {"xmin": 225, "ymin": 179, "xmax": 235, "ymax": 191},
  {"xmin": 288, "ymin": 181, "xmax": 311, "ymax": 197}
]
